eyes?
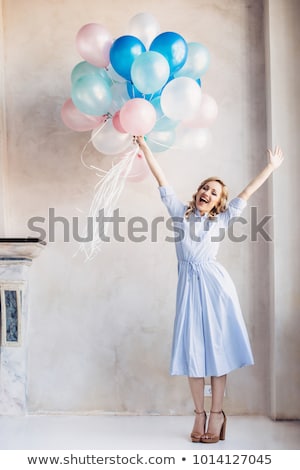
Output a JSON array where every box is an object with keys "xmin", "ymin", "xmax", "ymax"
[{"xmin": 202, "ymin": 185, "xmax": 218, "ymax": 197}]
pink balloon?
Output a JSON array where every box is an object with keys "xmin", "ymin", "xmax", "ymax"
[
  {"xmin": 127, "ymin": 152, "xmax": 150, "ymax": 182},
  {"xmin": 183, "ymin": 93, "xmax": 218, "ymax": 128},
  {"xmin": 120, "ymin": 152, "xmax": 150, "ymax": 182},
  {"xmin": 119, "ymin": 98, "xmax": 156, "ymax": 135},
  {"xmin": 76, "ymin": 23, "xmax": 113, "ymax": 67},
  {"xmin": 61, "ymin": 98, "xmax": 106, "ymax": 132},
  {"xmin": 112, "ymin": 111, "xmax": 127, "ymax": 133}
]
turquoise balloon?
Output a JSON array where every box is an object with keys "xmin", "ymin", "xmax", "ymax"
[
  {"xmin": 71, "ymin": 61, "xmax": 112, "ymax": 87},
  {"xmin": 150, "ymin": 32, "xmax": 188, "ymax": 74},
  {"xmin": 109, "ymin": 35, "xmax": 146, "ymax": 81},
  {"xmin": 131, "ymin": 51, "xmax": 170, "ymax": 94},
  {"xmin": 71, "ymin": 75, "xmax": 112, "ymax": 116}
]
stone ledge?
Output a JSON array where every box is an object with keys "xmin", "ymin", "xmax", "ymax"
[{"xmin": 0, "ymin": 238, "xmax": 46, "ymax": 258}]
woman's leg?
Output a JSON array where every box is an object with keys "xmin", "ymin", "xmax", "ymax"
[
  {"xmin": 205, "ymin": 374, "xmax": 226, "ymax": 436},
  {"xmin": 188, "ymin": 377, "xmax": 206, "ymax": 437}
]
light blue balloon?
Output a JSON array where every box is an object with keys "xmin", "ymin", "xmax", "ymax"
[
  {"xmin": 131, "ymin": 51, "xmax": 170, "ymax": 94},
  {"xmin": 150, "ymin": 32, "xmax": 188, "ymax": 74},
  {"xmin": 174, "ymin": 42, "xmax": 210, "ymax": 79},
  {"xmin": 71, "ymin": 61, "xmax": 112, "ymax": 87},
  {"xmin": 109, "ymin": 35, "xmax": 146, "ymax": 81},
  {"xmin": 71, "ymin": 75, "xmax": 112, "ymax": 116}
]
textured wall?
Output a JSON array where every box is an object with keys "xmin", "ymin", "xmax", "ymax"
[{"xmin": 0, "ymin": 0, "xmax": 288, "ymax": 415}]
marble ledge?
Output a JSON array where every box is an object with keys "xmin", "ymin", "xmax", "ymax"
[{"xmin": 0, "ymin": 238, "xmax": 46, "ymax": 260}]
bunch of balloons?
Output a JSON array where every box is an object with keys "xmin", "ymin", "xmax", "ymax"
[{"xmin": 61, "ymin": 12, "xmax": 218, "ymax": 160}]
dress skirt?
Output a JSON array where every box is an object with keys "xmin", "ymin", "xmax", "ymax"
[{"xmin": 170, "ymin": 260, "xmax": 254, "ymax": 377}]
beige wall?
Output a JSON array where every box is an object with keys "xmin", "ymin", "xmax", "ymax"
[{"xmin": 0, "ymin": 0, "xmax": 298, "ymax": 417}]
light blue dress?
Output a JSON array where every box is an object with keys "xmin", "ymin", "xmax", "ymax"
[{"xmin": 159, "ymin": 186, "xmax": 254, "ymax": 378}]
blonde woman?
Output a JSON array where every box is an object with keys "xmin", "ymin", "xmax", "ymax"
[{"xmin": 136, "ymin": 136, "xmax": 284, "ymax": 444}]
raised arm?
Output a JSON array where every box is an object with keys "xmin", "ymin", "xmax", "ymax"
[
  {"xmin": 135, "ymin": 136, "xmax": 168, "ymax": 187},
  {"xmin": 238, "ymin": 146, "xmax": 284, "ymax": 201}
]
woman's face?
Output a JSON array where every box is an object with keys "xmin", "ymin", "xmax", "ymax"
[{"xmin": 195, "ymin": 181, "xmax": 223, "ymax": 215}]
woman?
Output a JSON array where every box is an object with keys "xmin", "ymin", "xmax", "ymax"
[{"xmin": 136, "ymin": 136, "xmax": 284, "ymax": 443}]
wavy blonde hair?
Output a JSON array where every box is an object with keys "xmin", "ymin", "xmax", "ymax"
[{"xmin": 184, "ymin": 177, "xmax": 228, "ymax": 219}]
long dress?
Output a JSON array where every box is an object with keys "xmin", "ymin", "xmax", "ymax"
[{"xmin": 159, "ymin": 186, "xmax": 254, "ymax": 378}]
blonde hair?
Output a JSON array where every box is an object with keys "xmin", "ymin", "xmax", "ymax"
[{"xmin": 185, "ymin": 177, "xmax": 228, "ymax": 219}]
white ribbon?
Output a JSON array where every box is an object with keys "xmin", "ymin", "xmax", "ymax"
[{"xmin": 78, "ymin": 144, "xmax": 139, "ymax": 260}]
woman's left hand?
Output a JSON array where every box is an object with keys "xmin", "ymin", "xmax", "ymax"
[{"xmin": 267, "ymin": 145, "xmax": 284, "ymax": 170}]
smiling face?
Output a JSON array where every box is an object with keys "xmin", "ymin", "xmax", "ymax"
[{"xmin": 195, "ymin": 180, "xmax": 223, "ymax": 215}]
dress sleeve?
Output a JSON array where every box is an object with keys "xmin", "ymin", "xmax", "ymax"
[
  {"xmin": 219, "ymin": 197, "xmax": 247, "ymax": 226},
  {"xmin": 158, "ymin": 186, "xmax": 186, "ymax": 218}
]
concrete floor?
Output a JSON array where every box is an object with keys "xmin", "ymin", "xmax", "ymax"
[{"xmin": 0, "ymin": 414, "xmax": 299, "ymax": 450}]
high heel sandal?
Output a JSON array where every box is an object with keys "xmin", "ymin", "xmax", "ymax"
[
  {"xmin": 200, "ymin": 410, "xmax": 226, "ymax": 443},
  {"xmin": 190, "ymin": 410, "xmax": 207, "ymax": 443}
]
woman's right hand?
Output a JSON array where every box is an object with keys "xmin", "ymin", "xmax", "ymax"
[
  {"xmin": 134, "ymin": 136, "xmax": 147, "ymax": 149},
  {"xmin": 133, "ymin": 136, "xmax": 168, "ymax": 187}
]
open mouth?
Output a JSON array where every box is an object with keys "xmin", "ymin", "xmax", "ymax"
[{"xmin": 199, "ymin": 196, "xmax": 209, "ymax": 204}]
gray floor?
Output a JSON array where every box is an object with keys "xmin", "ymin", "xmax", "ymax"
[{"xmin": 0, "ymin": 414, "xmax": 299, "ymax": 450}]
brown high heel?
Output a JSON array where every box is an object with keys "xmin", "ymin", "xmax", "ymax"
[
  {"xmin": 190, "ymin": 410, "xmax": 207, "ymax": 442},
  {"xmin": 200, "ymin": 410, "xmax": 226, "ymax": 443}
]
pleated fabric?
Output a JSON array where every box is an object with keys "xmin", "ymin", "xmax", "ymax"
[{"xmin": 159, "ymin": 186, "xmax": 254, "ymax": 378}]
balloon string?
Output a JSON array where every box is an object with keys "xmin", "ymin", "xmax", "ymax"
[
  {"xmin": 77, "ymin": 146, "xmax": 139, "ymax": 260},
  {"xmin": 80, "ymin": 119, "xmax": 109, "ymax": 173}
]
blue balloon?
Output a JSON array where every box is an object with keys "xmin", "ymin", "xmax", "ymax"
[
  {"xmin": 126, "ymin": 81, "xmax": 162, "ymax": 101},
  {"xmin": 150, "ymin": 32, "xmax": 188, "ymax": 74},
  {"xmin": 71, "ymin": 75, "xmax": 112, "ymax": 116},
  {"xmin": 109, "ymin": 35, "xmax": 146, "ymax": 81},
  {"xmin": 127, "ymin": 81, "xmax": 146, "ymax": 99}
]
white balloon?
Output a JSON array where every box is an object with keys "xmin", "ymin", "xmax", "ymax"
[
  {"xmin": 106, "ymin": 63, "xmax": 126, "ymax": 83},
  {"xmin": 183, "ymin": 93, "xmax": 218, "ymax": 128},
  {"xmin": 146, "ymin": 129, "xmax": 176, "ymax": 153},
  {"xmin": 175, "ymin": 127, "xmax": 211, "ymax": 151},
  {"xmin": 127, "ymin": 12, "xmax": 160, "ymax": 49},
  {"xmin": 160, "ymin": 77, "xmax": 202, "ymax": 121},
  {"xmin": 91, "ymin": 119, "xmax": 132, "ymax": 155}
]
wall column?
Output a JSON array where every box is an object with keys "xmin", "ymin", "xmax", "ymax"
[
  {"xmin": 264, "ymin": 0, "xmax": 300, "ymax": 419},
  {"xmin": 0, "ymin": 240, "xmax": 45, "ymax": 415}
]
